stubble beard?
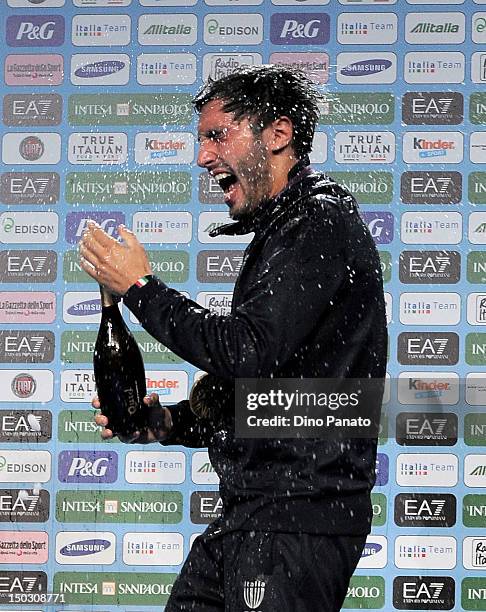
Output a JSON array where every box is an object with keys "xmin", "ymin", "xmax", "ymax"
[{"xmin": 229, "ymin": 142, "xmax": 273, "ymax": 221}]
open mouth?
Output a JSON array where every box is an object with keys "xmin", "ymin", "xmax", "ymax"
[{"xmin": 214, "ymin": 172, "xmax": 238, "ymax": 193}]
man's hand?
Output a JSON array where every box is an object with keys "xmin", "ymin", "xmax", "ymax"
[
  {"xmin": 93, "ymin": 393, "xmax": 173, "ymax": 444},
  {"xmin": 79, "ymin": 222, "xmax": 152, "ymax": 295}
]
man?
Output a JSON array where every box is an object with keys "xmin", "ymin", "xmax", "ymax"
[{"xmin": 79, "ymin": 65, "xmax": 387, "ymax": 611}]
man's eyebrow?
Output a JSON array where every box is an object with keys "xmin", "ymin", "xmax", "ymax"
[{"xmin": 197, "ymin": 128, "xmax": 227, "ymax": 142}]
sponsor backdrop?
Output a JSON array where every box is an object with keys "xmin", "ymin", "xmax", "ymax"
[{"xmin": 1, "ymin": 0, "xmax": 486, "ymax": 610}]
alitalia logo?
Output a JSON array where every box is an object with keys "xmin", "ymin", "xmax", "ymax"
[
  {"xmin": 144, "ymin": 24, "xmax": 192, "ymax": 35},
  {"xmin": 197, "ymin": 462, "xmax": 214, "ymax": 473},
  {"xmin": 410, "ymin": 23, "xmax": 459, "ymax": 34},
  {"xmin": 470, "ymin": 465, "xmax": 486, "ymax": 477},
  {"xmin": 475, "ymin": 223, "xmax": 486, "ymax": 233}
]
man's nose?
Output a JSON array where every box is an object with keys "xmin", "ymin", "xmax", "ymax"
[{"xmin": 197, "ymin": 140, "xmax": 217, "ymax": 168}]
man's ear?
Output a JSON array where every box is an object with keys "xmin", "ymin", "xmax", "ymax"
[{"xmin": 269, "ymin": 116, "xmax": 293, "ymax": 154}]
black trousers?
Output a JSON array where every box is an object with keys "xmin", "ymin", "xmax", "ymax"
[{"xmin": 165, "ymin": 528, "xmax": 367, "ymax": 611}]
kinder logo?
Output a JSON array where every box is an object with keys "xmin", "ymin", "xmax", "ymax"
[
  {"xmin": 190, "ymin": 491, "xmax": 223, "ymax": 523},
  {"xmin": 337, "ymin": 12, "xmax": 397, "ymax": 45},
  {"xmin": 205, "ymin": 14, "xmax": 263, "ymax": 45},
  {"xmin": 465, "ymin": 455, "xmax": 486, "ymax": 487},
  {"xmin": 399, "ymin": 251, "xmax": 461, "ymax": 284},
  {"xmin": 400, "ymin": 212, "xmax": 462, "ymax": 245},
  {"xmin": 0, "ymin": 291, "xmax": 56, "ymax": 324},
  {"xmin": 71, "ymin": 55, "xmax": 130, "ymax": 85},
  {"xmin": 0, "ymin": 369, "xmax": 53, "ymax": 403},
  {"xmin": 399, "ymin": 292, "xmax": 461, "ymax": 325},
  {"xmin": 203, "ymin": 52, "xmax": 261, "ymax": 81},
  {"xmin": 358, "ymin": 536, "xmax": 387, "ymax": 569},
  {"xmin": 463, "ymin": 537, "xmax": 486, "ymax": 570},
  {"xmin": 198, "ymin": 212, "xmax": 252, "ymax": 244},
  {"xmin": 396, "ymin": 412, "xmax": 458, "ymax": 446},
  {"xmin": 360, "ymin": 212, "xmax": 394, "ymax": 244},
  {"xmin": 191, "ymin": 451, "xmax": 219, "ymax": 485},
  {"xmin": 402, "ymin": 92, "xmax": 463, "ymax": 125},
  {"xmin": 334, "ymin": 131, "xmax": 395, "ymax": 164},
  {"xmin": 0, "ymin": 330, "xmax": 54, "ymax": 363},
  {"xmin": 269, "ymin": 52, "xmax": 328, "ymax": 84},
  {"xmin": 65, "ymin": 212, "xmax": 125, "ymax": 244},
  {"xmin": 68, "ymin": 133, "xmax": 127, "ymax": 166},
  {"xmin": 63, "ymin": 292, "xmax": 101, "ymax": 324},
  {"xmin": 198, "ymin": 250, "xmax": 244, "ymax": 283},
  {"xmin": 394, "ymin": 493, "xmax": 456, "ymax": 528},
  {"xmin": 0, "ymin": 410, "xmax": 52, "ymax": 442},
  {"xmin": 400, "ymin": 171, "xmax": 462, "ymax": 205},
  {"xmin": 60, "ymin": 370, "xmax": 96, "ymax": 403},
  {"xmin": 405, "ymin": 12, "xmax": 465, "ymax": 44},
  {"xmin": 0, "ymin": 488, "xmax": 50, "ymax": 523},
  {"xmin": 403, "ymin": 132, "xmax": 463, "ymax": 164},
  {"xmin": 133, "ymin": 212, "xmax": 192, "ymax": 244},
  {"xmin": 197, "ymin": 292, "xmax": 232, "ymax": 316},
  {"xmin": 0, "ymin": 531, "xmax": 48, "ymax": 564},
  {"xmin": 398, "ymin": 332, "xmax": 459, "ymax": 366},
  {"xmin": 139, "ymin": 14, "xmax": 197, "ymax": 45},
  {"xmin": 397, "ymin": 372, "xmax": 459, "ymax": 405},
  {"xmin": 58, "ymin": 451, "xmax": 118, "ymax": 484},
  {"xmin": 396, "ymin": 453, "xmax": 458, "ymax": 487},
  {"xmin": 467, "ymin": 293, "xmax": 486, "ymax": 325},
  {"xmin": 72, "ymin": 14, "xmax": 131, "ymax": 46},
  {"xmin": 2, "ymin": 133, "xmax": 61, "ymax": 165},
  {"xmin": 125, "ymin": 451, "xmax": 185, "ymax": 484},
  {"xmin": 56, "ymin": 531, "xmax": 115, "ymax": 564},
  {"xmin": 395, "ymin": 536, "xmax": 456, "ymax": 569},
  {"xmin": 0, "ymin": 450, "xmax": 51, "ymax": 483},
  {"xmin": 0, "ymin": 250, "xmax": 57, "ymax": 283},
  {"xmin": 337, "ymin": 53, "xmax": 396, "ymax": 84},
  {"xmin": 123, "ymin": 532, "xmax": 184, "ymax": 566},
  {"xmin": 405, "ymin": 52, "xmax": 465, "ymax": 84},
  {"xmin": 137, "ymin": 53, "xmax": 197, "ymax": 85},
  {"xmin": 4, "ymin": 53, "xmax": 64, "ymax": 86},
  {"xmin": 393, "ymin": 576, "xmax": 455, "ymax": 610},
  {"xmin": 270, "ymin": 13, "xmax": 330, "ymax": 45},
  {"xmin": 145, "ymin": 370, "xmax": 188, "ymax": 403},
  {"xmin": 135, "ymin": 132, "xmax": 194, "ymax": 165},
  {"xmin": 3, "ymin": 94, "xmax": 62, "ymax": 127},
  {"xmin": 6, "ymin": 15, "xmax": 65, "ymax": 47}
]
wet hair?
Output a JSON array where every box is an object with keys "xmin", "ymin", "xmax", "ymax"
[{"xmin": 192, "ymin": 64, "xmax": 322, "ymax": 160}]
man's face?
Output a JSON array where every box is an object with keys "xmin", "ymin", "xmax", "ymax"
[{"xmin": 197, "ymin": 99, "xmax": 275, "ymax": 220}]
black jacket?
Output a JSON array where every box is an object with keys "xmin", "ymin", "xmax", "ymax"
[{"xmin": 124, "ymin": 163, "xmax": 388, "ymax": 535}]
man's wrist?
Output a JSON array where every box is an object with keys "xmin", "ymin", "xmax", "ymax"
[{"xmin": 133, "ymin": 274, "xmax": 153, "ymax": 288}]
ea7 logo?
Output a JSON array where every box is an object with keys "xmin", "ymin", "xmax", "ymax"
[
  {"xmin": 411, "ymin": 176, "xmax": 452, "ymax": 194},
  {"xmin": 405, "ymin": 417, "xmax": 448, "ymax": 436},
  {"xmin": 409, "ymin": 337, "xmax": 448, "ymax": 355},
  {"xmin": 405, "ymin": 498, "xmax": 446, "ymax": 517},
  {"xmin": 404, "ymin": 581, "xmax": 444, "ymax": 598},
  {"xmin": 398, "ymin": 332, "xmax": 459, "ymax": 365}
]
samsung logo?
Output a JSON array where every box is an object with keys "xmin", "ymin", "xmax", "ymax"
[
  {"xmin": 60, "ymin": 538, "xmax": 111, "ymax": 557},
  {"xmin": 66, "ymin": 299, "xmax": 101, "ymax": 316},
  {"xmin": 341, "ymin": 59, "xmax": 391, "ymax": 76},
  {"xmin": 362, "ymin": 543, "xmax": 382, "ymax": 557},
  {"xmin": 74, "ymin": 60, "xmax": 125, "ymax": 78}
]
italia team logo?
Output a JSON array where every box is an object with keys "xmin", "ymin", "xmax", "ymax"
[{"xmin": 243, "ymin": 578, "xmax": 266, "ymax": 610}]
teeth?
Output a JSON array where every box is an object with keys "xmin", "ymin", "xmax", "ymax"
[{"xmin": 213, "ymin": 172, "xmax": 231, "ymax": 181}]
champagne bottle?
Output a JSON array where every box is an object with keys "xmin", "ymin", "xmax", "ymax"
[{"xmin": 93, "ymin": 285, "xmax": 147, "ymax": 443}]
